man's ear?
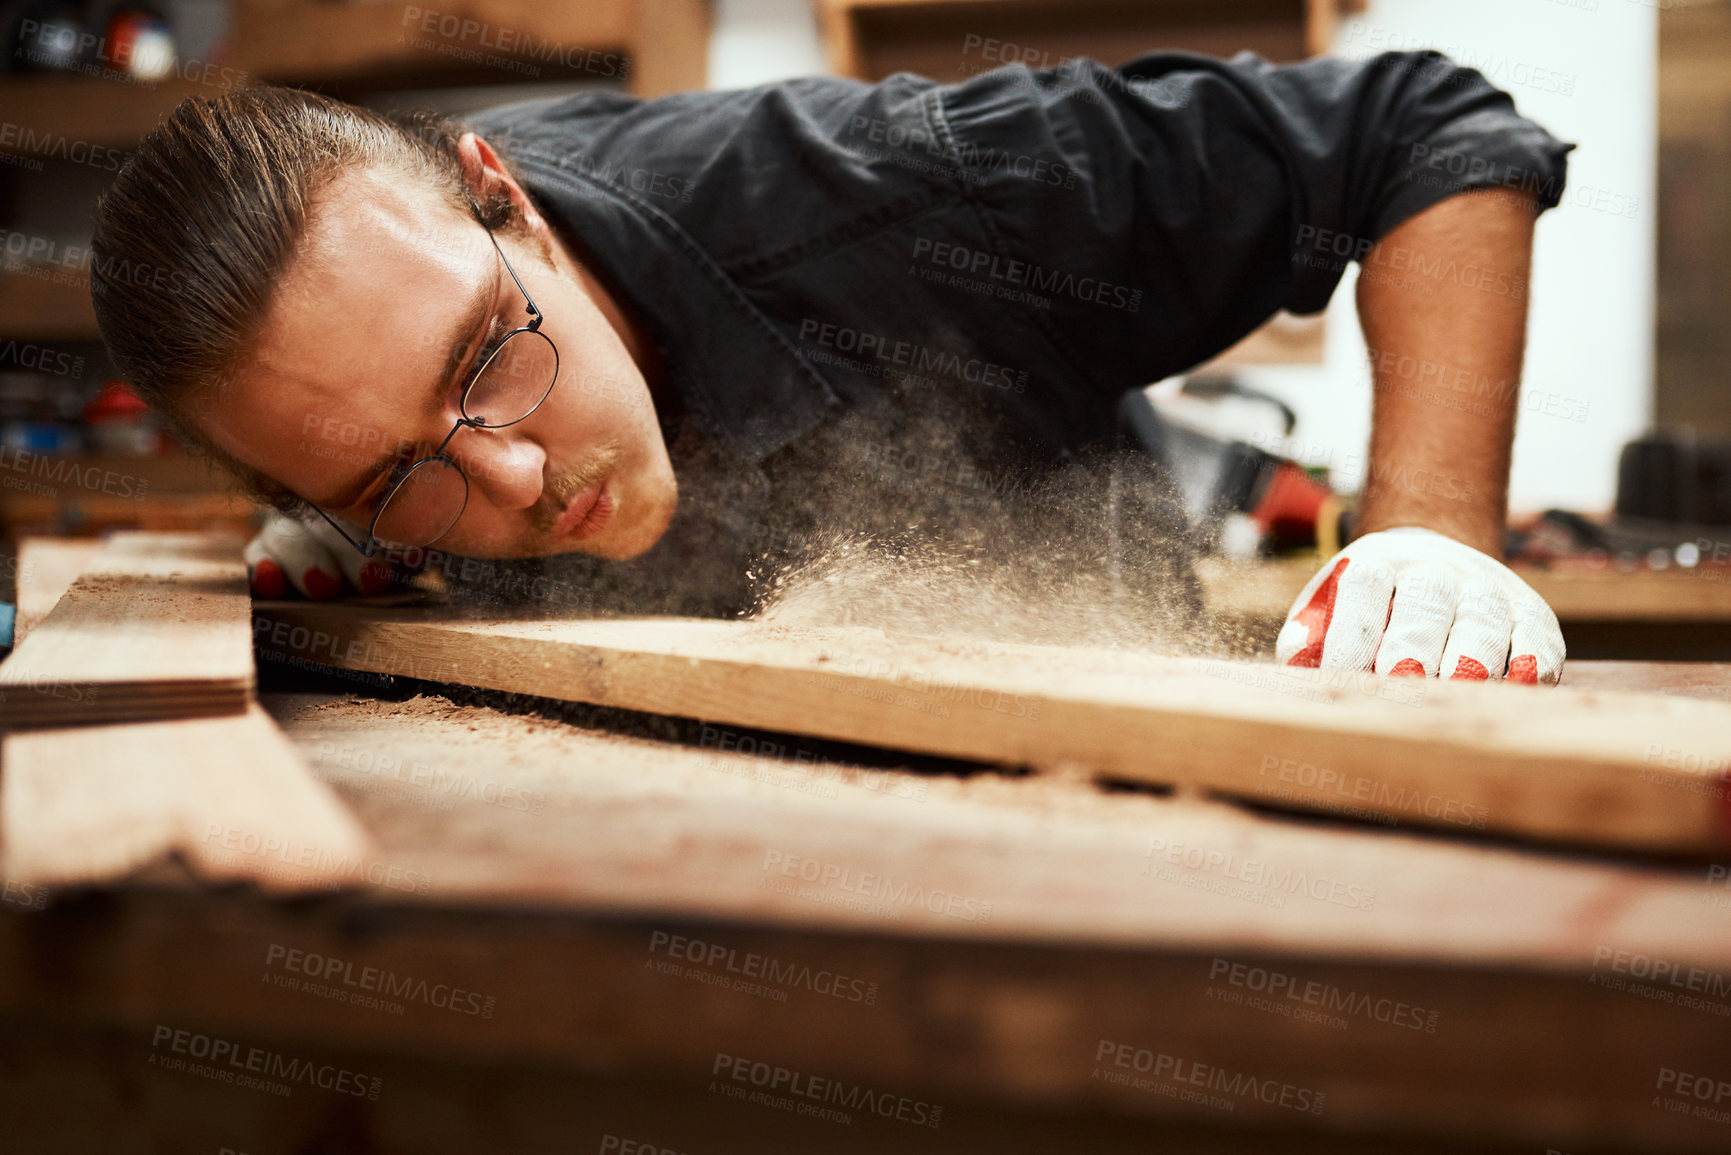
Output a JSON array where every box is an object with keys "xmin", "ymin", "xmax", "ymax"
[{"xmin": 455, "ymin": 132, "xmax": 546, "ymax": 232}]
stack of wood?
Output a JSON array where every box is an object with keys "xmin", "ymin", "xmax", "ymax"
[{"xmin": 0, "ymin": 534, "xmax": 368, "ymax": 890}]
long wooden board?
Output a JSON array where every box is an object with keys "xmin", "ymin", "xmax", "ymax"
[
  {"xmin": 6, "ymin": 684, "xmax": 1730, "ymax": 1150},
  {"xmin": 253, "ymin": 603, "xmax": 1731, "ymax": 855},
  {"xmin": 0, "ymin": 704, "xmax": 372, "ymax": 891},
  {"xmin": 0, "ymin": 534, "xmax": 252, "ymax": 728}
]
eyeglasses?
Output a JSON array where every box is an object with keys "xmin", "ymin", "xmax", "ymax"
[{"xmin": 310, "ymin": 206, "xmax": 560, "ymax": 558}]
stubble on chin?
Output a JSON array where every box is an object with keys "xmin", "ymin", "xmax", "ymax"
[{"xmin": 523, "ymin": 442, "xmax": 623, "ymax": 551}]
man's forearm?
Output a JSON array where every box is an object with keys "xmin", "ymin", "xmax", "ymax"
[{"xmin": 1354, "ymin": 190, "xmax": 1538, "ymax": 557}]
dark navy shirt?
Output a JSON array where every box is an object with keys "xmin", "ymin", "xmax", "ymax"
[{"xmin": 459, "ymin": 51, "xmax": 1572, "ymax": 626}]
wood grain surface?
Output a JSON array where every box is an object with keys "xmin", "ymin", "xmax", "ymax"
[
  {"xmin": 253, "ymin": 603, "xmax": 1731, "ymax": 855},
  {"xmin": 1, "ymin": 533, "xmax": 252, "ymax": 727}
]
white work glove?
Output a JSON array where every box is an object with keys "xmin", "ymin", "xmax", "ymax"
[
  {"xmin": 243, "ymin": 511, "xmax": 415, "ymax": 600},
  {"xmin": 1274, "ymin": 526, "xmax": 1564, "ymax": 685}
]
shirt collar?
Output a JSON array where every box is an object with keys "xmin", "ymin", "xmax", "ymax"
[{"xmin": 509, "ymin": 154, "xmax": 841, "ymax": 463}]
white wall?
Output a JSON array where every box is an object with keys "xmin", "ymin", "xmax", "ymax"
[
  {"xmin": 1239, "ymin": 0, "xmax": 1657, "ymax": 514},
  {"xmin": 708, "ymin": 0, "xmax": 827, "ymax": 89},
  {"xmin": 707, "ymin": 0, "xmax": 1659, "ymax": 514}
]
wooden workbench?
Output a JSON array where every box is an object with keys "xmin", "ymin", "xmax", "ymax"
[{"xmin": 3, "ymin": 658, "xmax": 1729, "ymax": 1153}]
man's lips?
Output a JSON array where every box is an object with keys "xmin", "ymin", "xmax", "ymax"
[{"xmin": 553, "ymin": 478, "xmax": 615, "ymax": 541}]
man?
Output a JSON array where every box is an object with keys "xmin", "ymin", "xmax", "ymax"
[{"xmin": 90, "ymin": 48, "xmax": 1570, "ymax": 682}]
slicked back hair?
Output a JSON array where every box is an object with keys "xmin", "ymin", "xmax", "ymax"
[{"xmin": 90, "ymin": 86, "xmax": 518, "ymax": 512}]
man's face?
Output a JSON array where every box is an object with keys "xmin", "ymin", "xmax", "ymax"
[{"xmin": 198, "ymin": 162, "xmax": 678, "ymax": 560}]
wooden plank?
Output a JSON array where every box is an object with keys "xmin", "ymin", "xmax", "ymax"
[
  {"xmin": 6, "ymin": 685, "xmax": 1729, "ymax": 1149},
  {"xmin": 252, "ymin": 604, "xmax": 1731, "ymax": 855},
  {"xmin": 13, "ymin": 537, "xmax": 102, "ymax": 644},
  {"xmin": 0, "ymin": 704, "xmax": 372, "ymax": 892},
  {"xmin": 0, "ymin": 533, "xmax": 251, "ymax": 728}
]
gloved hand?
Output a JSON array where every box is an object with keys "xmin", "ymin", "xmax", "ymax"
[
  {"xmin": 243, "ymin": 512, "xmax": 415, "ymax": 600},
  {"xmin": 1274, "ymin": 526, "xmax": 1564, "ymax": 685}
]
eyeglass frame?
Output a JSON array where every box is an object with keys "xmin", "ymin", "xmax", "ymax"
[{"xmin": 306, "ymin": 199, "xmax": 560, "ymax": 559}]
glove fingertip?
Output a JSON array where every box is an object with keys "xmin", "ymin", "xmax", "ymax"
[
  {"xmin": 303, "ymin": 568, "xmax": 343, "ymax": 601},
  {"xmin": 1448, "ymin": 656, "xmax": 1490, "ymax": 681},
  {"xmin": 1507, "ymin": 654, "xmax": 1539, "ymax": 685},
  {"xmin": 251, "ymin": 558, "xmax": 286, "ymax": 600}
]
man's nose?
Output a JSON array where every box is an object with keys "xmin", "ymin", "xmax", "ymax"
[{"xmin": 448, "ymin": 425, "xmax": 545, "ymax": 511}]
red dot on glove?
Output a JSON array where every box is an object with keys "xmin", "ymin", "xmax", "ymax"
[
  {"xmin": 303, "ymin": 568, "xmax": 341, "ymax": 601},
  {"xmin": 1449, "ymin": 656, "xmax": 1490, "ymax": 681},
  {"xmin": 251, "ymin": 558, "xmax": 286, "ymax": 600},
  {"xmin": 1388, "ymin": 658, "xmax": 1427, "ymax": 678},
  {"xmin": 1286, "ymin": 558, "xmax": 1349, "ymax": 669},
  {"xmin": 1507, "ymin": 654, "xmax": 1539, "ymax": 684}
]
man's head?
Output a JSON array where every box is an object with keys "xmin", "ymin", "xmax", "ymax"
[{"xmin": 91, "ymin": 87, "xmax": 677, "ymax": 560}]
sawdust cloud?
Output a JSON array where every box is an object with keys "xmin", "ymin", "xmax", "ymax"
[{"xmin": 438, "ymin": 385, "xmax": 1260, "ymax": 658}]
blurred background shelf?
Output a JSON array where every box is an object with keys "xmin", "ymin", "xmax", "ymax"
[
  {"xmin": 817, "ymin": 0, "xmax": 1367, "ymax": 80},
  {"xmin": 232, "ymin": 0, "xmax": 708, "ymax": 99},
  {"xmin": 0, "ymin": 270, "xmax": 97, "ymax": 342},
  {"xmin": 0, "ymin": 75, "xmax": 216, "ymax": 145},
  {"xmin": 0, "ymin": 0, "xmax": 715, "ymax": 545}
]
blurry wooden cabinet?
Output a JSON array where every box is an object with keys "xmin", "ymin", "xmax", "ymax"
[
  {"xmin": 234, "ymin": 0, "xmax": 711, "ymax": 98},
  {"xmin": 817, "ymin": 0, "xmax": 1363, "ymax": 83}
]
